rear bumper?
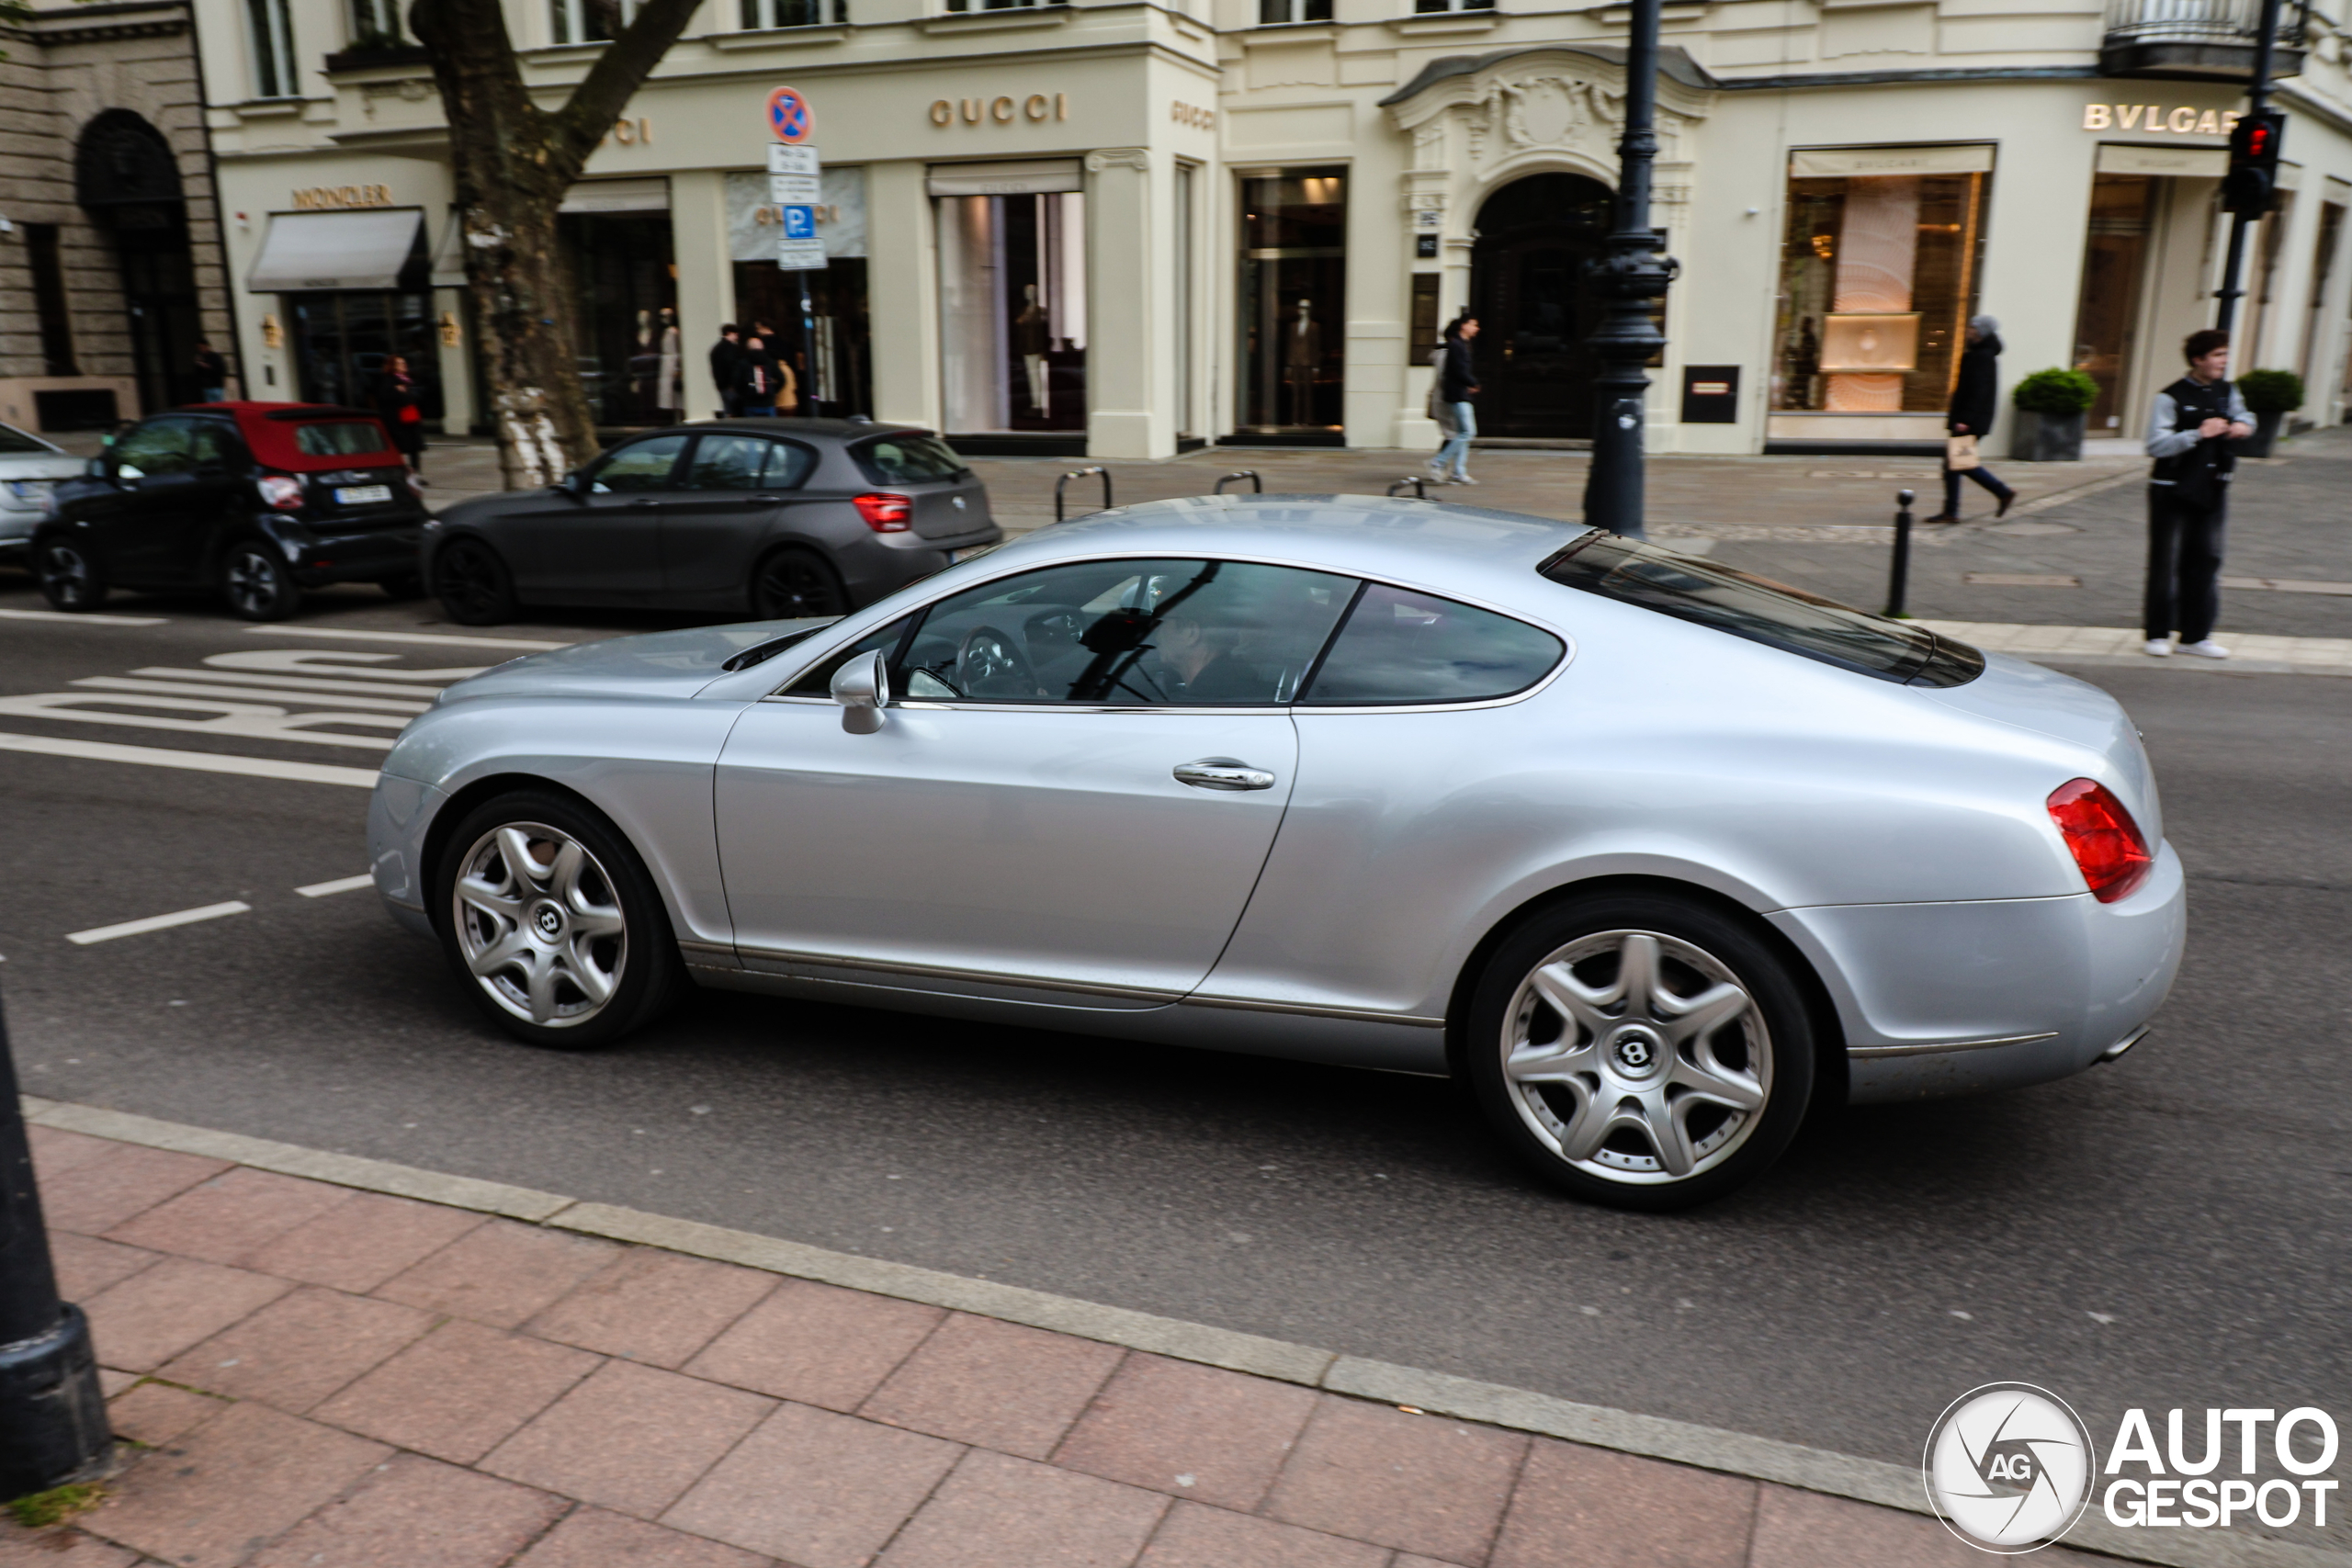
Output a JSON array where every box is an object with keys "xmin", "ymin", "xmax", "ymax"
[
  {"xmin": 1769, "ymin": 840, "xmax": 2188, "ymax": 1103},
  {"xmin": 837, "ymin": 522, "xmax": 1003, "ymax": 604},
  {"xmin": 289, "ymin": 522, "xmax": 426, "ymax": 586}
]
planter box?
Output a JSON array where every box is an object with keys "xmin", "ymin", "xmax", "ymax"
[
  {"xmin": 2239, "ymin": 409, "xmax": 2286, "ymax": 457},
  {"xmin": 2009, "ymin": 410, "xmax": 2086, "ymax": 462}
]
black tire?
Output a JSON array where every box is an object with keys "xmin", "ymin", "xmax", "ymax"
[
  {"xmin": 33, "ymin": 536, "xmax": 106, "ymax": 613},
  {"xmin": 750, "ymin": 547, "xmax": 848, "ymax": 621},
  {"xmin": 380, "ymin": 573, "xmax": 427, "ymax": 601},
  {"xmin": 432, "ymin": 536, "xmax": 516, "ymax": 626},
  {"xmin": 431, "ymin": 788, "xmax": 680, "ymax": 1050},
  {"xmin": 1461, "ymin": 891, "xmax": 1815, "ymax": 1211},
  {"xmin": 222, "ymin": 538, "xmax": 300, "ymax": 621}
]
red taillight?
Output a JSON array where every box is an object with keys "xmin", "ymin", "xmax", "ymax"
[
  {"xmin": 853, "ymin": 492, "xmax": 912, "ymax": 533},
  {"xmin": 2046, "ymin": 778, "xmax": 2153, "ymax": 904},
  {"xmin": 256, "ymin": 474, "xmax": 304, "ymax": 511}
]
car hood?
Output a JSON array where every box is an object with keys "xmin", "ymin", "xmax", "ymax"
[
  {"xmin": 0, "ymin": 455, "xmax": 85, "ymax": 483},
  {"xmin": 435, "ymin": 620, "xmax": 838, "ymax": 705},
  {"xmin": 1924, "ymin": 649, "xmax": 2159, "ymax": 835}
]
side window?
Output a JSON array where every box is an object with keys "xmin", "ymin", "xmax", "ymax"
[
  {"xmin": 782, "ymin": 615, "xmax": 916, "ymax": 697},
  {"xmin": 684, "ymin": 434, "xmax": 816, "ymax": 491},
  {"xmin": 895, "ymin": 558, "xmax": 1353, "ymax": 705},
  {"xmin": 1300, "ymin": 584, "xmax": 1564, "ymax": 705},
  {"xmin": 110, "ymin": 419, "xmax": 195, "ymax": 479},
  {"xmin": 189, "ymin": 422, "xmax": 240, "ymax": 471},
  {"xmin": 586, "ymin": 434, "xmax": 690, "ymax": 493}
]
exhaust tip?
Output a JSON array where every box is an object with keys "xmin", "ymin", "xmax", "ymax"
[{"xmin": 2096, "ymin": 1026, "xmax": 2151, "ymax": 1065}]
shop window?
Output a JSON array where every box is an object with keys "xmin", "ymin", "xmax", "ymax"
[
  {"xmin": 1258, "ymin": 0, "xmax": 1332, "ymax": 20},
  {"xmin": 1412, "ymin": 0, "xmax": 1493, "ymax": 12},
  {"xmin": 1238, "ymin": 168, "xmax": 1345, "ymax": 433},
  {"xmin": 557, "ymin": 209, "xmax": 676, "ymax": 424},
  {"xmin": 1772, "ymin": 164, "xmax": 1987, "ymax": 414},
  {"xmin": 2069, "ymin": 174, "xmax": 2154, "ymax": 434},
  {"xmin": 288, "ymin": 291, "xmax": 444, "ymax": 423},
  {"xmin": 246, "ymin": 0, "xmax": 298, "ymax": 97},
  {"xmin": 943, "ymin": 0, "xmax": 1043, "ymax": 12},
  {"xmin": 27, "ymin": 225, "xmax": 75, "ymax": 377},
  {"xmin": 732, "ymin": 261, "xmax": 874, "ymax": 419},
  {"xmin": 348, "ymin": 0, "xmax": 403, "ymax": 48},
  {"xmin": 741, "ymin": 0, "xmax": 842, "ymax": 24},
  {"xmin": 936, "ymin": 187, "xmax": 1087, "ymax": 434},
  {"xmin": 550, "ymin": 0, "xmax": 637, "ymax": 45}
]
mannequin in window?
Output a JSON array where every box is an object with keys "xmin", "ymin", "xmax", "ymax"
[
  {"xmin": 1284, "ymin": 299, "xmax": 1322, "ymax": 425},
  {"xmin": 655, "ymin": 306, "xmax": 683, "ymax": 419},
  {"xmin": 1013, "ymin": 283, "xmax": 1051, "ymax": 414}
]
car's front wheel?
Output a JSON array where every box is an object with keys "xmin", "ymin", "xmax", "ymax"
[
  {"xmin": 34, "ymin": 537, "xmax": 107, "ymax": 612},
  {"xmin": 222, "ymin": 539, "xmax": 300, "ymax": 621},
  {"xmin": 433, "ymin": 790, "xmax": 678, "ymax": 1049},
  {"xmin": 432, "ymin": 537, "xmax": 516, "ymax": 626},
  {"xmin": 1463, "ymin": 892, "xmax": 1815, "ymax": 1210}
]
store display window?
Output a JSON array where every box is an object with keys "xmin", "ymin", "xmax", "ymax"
[
  {"xmin": 936, "ymin": 181, "xmax": 1087, "ymax": 434},
  {"xmin": 1238, "ymin": 168, "xmax": 1345, "ymax": 433}
]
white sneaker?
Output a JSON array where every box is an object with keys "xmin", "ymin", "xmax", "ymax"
[
  {"xmin": 2180, "ymin": 639, "xmax": 2232, "ymax": 659},
  {"xmin": 1451, "ymin": 473, "xmax": 1478, "ymax": 485},
  {"xmin": 2143, "ymin": 639, "xmax": 2173, "ymax": 658}
]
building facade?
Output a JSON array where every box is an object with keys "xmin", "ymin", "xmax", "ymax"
[
  {"xmin": 0, "ymin": 0, "xmax": 242, "ymax": 434},
  {"xmin": 189, "ymin": 0, "xmax": 2352, "ymax": 459}
]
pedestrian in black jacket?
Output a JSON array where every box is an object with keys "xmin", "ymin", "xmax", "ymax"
[
  {"xmin": 2142, "ymin": 327, "xmax": 2253, "ymax": 660},
  {"xmin": 710, "ymin": 325, "xmax": 745, "ymax": 418},
  {"xmin": 1926, "ymin": 314, "xmax": 2016, "ymax": 522},
  {"xmin": 1426, "ymin": 315, "xmax": 1482, "ymax": 485}
]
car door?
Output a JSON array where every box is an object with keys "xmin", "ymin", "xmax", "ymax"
[
  {"xmin": 660, "ymin": 433, "xmax": 815, "ymax": 604},
  {"xmin": 712, "ymin": 556, "xmax": 1359, "ymax": 1003},
  {"xmin": 176, "ymin": 419, "xmax": 252, "ymax": 583},
  {"xmin": 500, "ymin": 433, "xmax": 684, "ymax": 602},
  {"xmin": 99, "ymin": 417, "xmax": 201, "ymax": 585}
]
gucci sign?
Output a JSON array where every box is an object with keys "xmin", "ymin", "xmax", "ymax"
[
  {"xmin": 1170, "ymin": 100, "xmax": 1214, "ymax": 130},
  {"xmin": 930, "ymin": 94, "xmax": 1070, "ymax": 126}
]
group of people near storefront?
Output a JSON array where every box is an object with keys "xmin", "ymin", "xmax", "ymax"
[{"xmin": 708, "ymin": 323, "xmax": 801, "ymax": 419}]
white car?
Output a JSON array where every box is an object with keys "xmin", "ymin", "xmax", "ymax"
[{"xmin": 0, "ymin": 424, "xmax": 89, "ymax": 562}]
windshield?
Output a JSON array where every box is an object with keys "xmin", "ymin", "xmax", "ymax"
[
  {"xmin": 0, "ymin": 425, "xmax": 56, "ymax": 456},
  {"xmin": 853, "ymin": 434, "xmax": 966, "ymax": 485},
  {"xmin": 293, "ymin": 421, "xmax": 389, "ymax": 457},
  {"xmin": 1540, "ymin": 532, "xmax": 1983, "ymax": 687}
]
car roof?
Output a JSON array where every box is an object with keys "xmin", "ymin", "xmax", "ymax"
[{"xmin": 626, "ymin": 418, "xmax": 931, "ymax": 445}]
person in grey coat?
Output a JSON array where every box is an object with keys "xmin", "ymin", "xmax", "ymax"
[
  {"xmin": 1925, "ymin": 315, "xmax": 2017, "ymax": 522},
  {"xmin": 2142, "ymin": 327, "xmax": 2253, "ymax": 659}
]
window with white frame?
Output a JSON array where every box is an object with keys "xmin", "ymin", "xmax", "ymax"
[
  {"xmin": 550, "ymin": 0, "xmax": 638, "ymax": 44},
  {"xmin": 1257, "ymin": 0, "xmax": 1331, "ymax": 21},
  {"xmin": 349, "ymin": 0, "xmax": 403, "ymax": 47},
  {"xmin": 742, "ymin": 0, "xmax": 842, "ymax": 24},
  {"xmin": 247, "ymin": 0, "xmax": 298, "ymax": 96}
]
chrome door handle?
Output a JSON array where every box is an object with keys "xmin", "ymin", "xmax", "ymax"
[{"xmin": 1173, "ymin": 757, "xmax": 1276, "ymax": 792}]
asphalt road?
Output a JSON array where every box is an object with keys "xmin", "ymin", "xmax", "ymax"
[{"xmin": 0, "ymin": 578, "xmax": 2346, "ymax": 1553}]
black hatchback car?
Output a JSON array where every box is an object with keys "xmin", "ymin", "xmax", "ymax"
[
  {"xmin": 32, "ymin": 402, "xmax": 428, "ymax": 621},
  {"xmin": 422, "ymin": 420, "xmax": 1001, "ymax": 626}
]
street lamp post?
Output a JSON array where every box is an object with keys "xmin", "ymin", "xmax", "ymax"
[
  {"xmin": 0, "ymin": 995, "xmax": 110, "ymax": 1499},
  {"xmin": 2213, "ymin": 0, "xmax": 2288, "ymax": 332},
  {"xmin": 1582, "ymin": 0, "xmax": 1679, "ymax": 541}
]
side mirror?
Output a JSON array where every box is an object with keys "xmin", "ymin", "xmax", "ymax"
[
  {"xmin": 85, "ymin": 457, "xmax": 106, "ymax": 479},
  {"xmin": 831, "ymin": 649, "xmax": 888, "ymax": 735}
]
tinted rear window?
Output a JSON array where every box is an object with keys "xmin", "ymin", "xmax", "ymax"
[
  {"xmin": 293, "ymin": 422, "xmax": 388, "ymax": 457},
  {"xmin": 1539, "ymin": 533, "xmax": 1983, "ymax": 687},
  {"xmin": 1300, "ymin": 584, "xmax": 1563, "ymax": 705},
  {"xmin": 854, "ymin": 434, "xmax": 966, "ymax": 485}
]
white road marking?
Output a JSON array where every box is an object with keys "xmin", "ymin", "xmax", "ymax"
[
  {"xmin": 0, "ymin": 608, "xmax": 169, "ymax": 626},
  {"xmin": 68, "ymin": 900, "xmax": 252, "ymax": 945},
  {"xmin": 250, "ymin": 626, "xmax": 570, "ymax": 650},
  {"xmin": 129, "ymin": 667, "xmax": 449, "ymax": 699},
  {"xmin": 296, "ymin": 874, "xmax": 376, "ymax": 897},
  {"xmin": 0, "ymin": 692, "xmax": 402, "ymax": 749},
  {"xmin": 0, "ymin": 731, "xmax": 378, "ymax": 787},
  {"xmin": 74, "ymin": 678, "xmax": 431, "ymax": 714},
  {"xmin": 206, "ymin": 649, "xmax": 487, "ymax": 682}
]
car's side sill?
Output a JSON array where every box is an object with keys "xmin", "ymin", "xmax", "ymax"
[
  {"xmin": 1184, "ymin": 993, "xmax": 1448, "ymax": 1028},
  {"xmin": 1847, "ymin": 1032, "xmax": 2059, "ymax": 1060}
]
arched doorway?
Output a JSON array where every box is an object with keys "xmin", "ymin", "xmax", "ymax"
[
  {"xmin": 75, "ymin": 110, "xmax": 203, "ymax": 413},
  {"xmin": 1468, "ymin": 173, "xmax": 1612, "ymax": 439}
]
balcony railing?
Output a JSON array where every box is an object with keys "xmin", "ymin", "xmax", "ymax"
[{"xmin": 2101, "ymin": 0, "xmax": 2308, "ymax": 78}]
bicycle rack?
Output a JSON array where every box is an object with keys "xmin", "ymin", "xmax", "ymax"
[
  {"xmin": 1214, "ymin": 470, "xmax": 1263, "ymax": 495},
  {"xmin": 1054, "ymin": 467, "xmax": 1112, "ymax": 523},
  {"xmin": 1385, "ymin": 476, "xmax": 1429, "ymax": 499}
]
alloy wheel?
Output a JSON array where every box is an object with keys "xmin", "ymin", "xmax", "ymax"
[
  {"xmin": 433, "ymin": 539, "xmax": 514, "ymax": 625},
  {"xmin": 38, "ymin": 543, "xmax": 98, "ymax": 611},
  {"xmin": 224, "ymin": 547, "xmax": 288, "ymax": 619},
  {"xmin": 1498, "ymin": 928, "xmax": 1771, "ymax": 1185},
  {"xmin": 450, "ymin": 821, "xmax": 628, "ymax": 1028},
  {"xmin": 752, "ymin": 552, "xmax": 844, "ymax": 619}
]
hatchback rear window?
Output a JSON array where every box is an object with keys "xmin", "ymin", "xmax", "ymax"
[
  {"xmin": 293, "ymin": 422, "xmax": 389, "ymax": 457},
  {"xmin": 1539, "ymin": 532, "xmax": 1983, "ymax": 687},
  {"xmin": 853, "ymin": 434, "xmax": 966, "ymax": 485}
]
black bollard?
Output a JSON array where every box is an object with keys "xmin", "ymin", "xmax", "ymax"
[
  {"xmin": 1883, "ymin": 488, "xmax": 1917, "ymax": 620},
  {"xmin": 0, "ymin": 992, "xmax": 111, "ymax": 1499}
]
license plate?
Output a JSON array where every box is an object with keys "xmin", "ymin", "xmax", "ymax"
[{"xmin": 334, "ymin": 484, "xmax": 392, "ymax": 506}]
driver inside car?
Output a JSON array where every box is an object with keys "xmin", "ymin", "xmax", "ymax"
[{"xmin": 1150, "ymin": 611, "xmax": 1270, "ymax": 704}]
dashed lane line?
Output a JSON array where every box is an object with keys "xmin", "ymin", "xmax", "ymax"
[
  {"xmin": 0, "ymin": 608, "xmax": 169, "ymax": 626},
  {"xmin": 296, "ymin": 874, "xmax": 376, "ymax": 897},
  {"xmin": 248, "ymin": 626, "xmax": 571, "ymax": 650},
  {"xmin": 0, "ymin": 731, "xmax": 379, "ymax": 787},
  {"xmin": 73, "ymin": 677, "xmax": 431, "ymax": 714},
  {"xmin": 67, "ymin": 900, "xmax": 252, "ymax": 946}
]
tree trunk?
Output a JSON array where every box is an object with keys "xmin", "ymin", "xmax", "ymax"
[{"xmin": 409, "ymin": 0, "xmax": 705, "ymax": 490}]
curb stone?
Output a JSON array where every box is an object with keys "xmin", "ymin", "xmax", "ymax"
[{"xmin": 24, "ymin": 1097, "xmax": 2348, "ymax": 1568}]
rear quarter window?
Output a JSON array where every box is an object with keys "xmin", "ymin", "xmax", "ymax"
[
  {"xmin": 293, "ymin": 421, "xmax": 390, "ymax": 457},
  {"xmin": 853, "ymin": 434, "xmax": 967, "ymax": 485},
  {"xmin": 1300, "ymin": 584, "xmax": 1564, "ymax": 705}
]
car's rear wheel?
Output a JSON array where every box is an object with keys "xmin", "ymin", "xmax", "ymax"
[
  {"xmin": 750, "ymin": 547, "xmax": 847, "ymax": 620},
  {"xmin": 433, "ymin": 790, "xmax": 678, "ymax": 1049},
  {"xmin": 34, "ymin": 537, "xmax": 106, "ymax": 613},
  {"xmin": 433, "ymin": 537, "xmax": 516, "ymax": 626},
  {"xmin": 1463, "ymin": 892, "xmax": 1815, "ymax": 1211},
  {"xmin": 222, "ymin": 540, "xmax": 300, "ymax": 621}
]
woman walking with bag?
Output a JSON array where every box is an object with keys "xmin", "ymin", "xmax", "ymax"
[
  {"xmin": 1426, "ymin": 315, "xmax": 1481, "ymax": 485},
  {"xmin": 1927, "ymin": 315, "xmax": 2016, "ymax": 523}
]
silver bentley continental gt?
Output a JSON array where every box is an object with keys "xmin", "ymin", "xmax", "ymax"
[{"xmin": 368, "ymin": 495, "xmax": 2186, "ymax": 1208}]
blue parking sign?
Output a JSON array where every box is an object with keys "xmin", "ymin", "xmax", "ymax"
[{"xmin": 780, "ymin": 204, "xmax": 817, "ymax": 241}]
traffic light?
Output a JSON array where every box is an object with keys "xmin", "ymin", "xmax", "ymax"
[{"xmin": 2223, "ymin": 109, "xmax": 2286, "ymax": 216}]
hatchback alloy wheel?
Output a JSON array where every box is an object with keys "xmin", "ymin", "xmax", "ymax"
[
  {"xmin": 35, "ymin": 540, "xmax": 104, "ymax": 612},
  {"xmin": 432, "ymin": 537, "xmax": 516, "ymax": 626},
  {"xmin": 752, "ymin": 549, "xmax": 846, "ymax": 620},
  {"xmin": 223, "ymin": 542, "xmax": 298, "ymax": 621}
]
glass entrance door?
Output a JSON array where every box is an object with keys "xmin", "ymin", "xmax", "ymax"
[
  {"xmin": 1237, "ymin": 169, "xmax": 1345, "ymax": 434},
  {"xmin": 2070, "ymin": 174, "xmax": 2155, "ymax": 434},
  {"xmin": 288, "ymin": 291, "xmax": 443, "ymax": 422},
  {"xmin": 937, "ymin": 191, "xmax": 1088, "ymax": 434}
]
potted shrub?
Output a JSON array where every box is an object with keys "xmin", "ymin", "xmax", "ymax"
[
  {"xmin": 2235, "ymin": 368, "xmax": 2303, "ymax": 457},
  {"xmin": 2009, "ymin": 368, "xmax": 2099, "ymax": 462}
]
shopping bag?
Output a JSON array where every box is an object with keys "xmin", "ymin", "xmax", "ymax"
[{"xmin": 1946, "ymin": 434, "xmax": 1979, "ymax": 471}]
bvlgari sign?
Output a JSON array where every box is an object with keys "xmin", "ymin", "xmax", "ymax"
[{"xmin": 2083, "ymin": 104, "xmax": 2240, "ymax": 137}]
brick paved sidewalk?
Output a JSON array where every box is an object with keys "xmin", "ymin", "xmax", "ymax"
[{"xmin": 3, "ymin": 1122, "xmax": 2151, "ymax": 1568}]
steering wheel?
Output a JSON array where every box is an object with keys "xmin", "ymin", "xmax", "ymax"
[{"xmin": 956, "ymin": 626, "xmax": 1037, "ymax": 698}]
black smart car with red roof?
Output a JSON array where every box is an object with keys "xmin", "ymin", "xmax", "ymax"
[{"xmin": 31, "ymin": 401, "xmax": 427, "ymax": 621}]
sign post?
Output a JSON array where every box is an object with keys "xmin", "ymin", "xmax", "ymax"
[{"xmin": 763, "ymin": 91, "xmax": 825, "ymax": 409}]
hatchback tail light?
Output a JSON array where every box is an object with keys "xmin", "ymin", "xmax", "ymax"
[
  {"xmin": 853, "ymin": 492, "xmax": 912, "ymax": 533},
  {"xmin": 256, "ymin": 474, "xmax": 304, "ymax": 511},
  {"xmin": 2046, "ymin": 778, "xmax": 2153, "ymax": 903}
]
